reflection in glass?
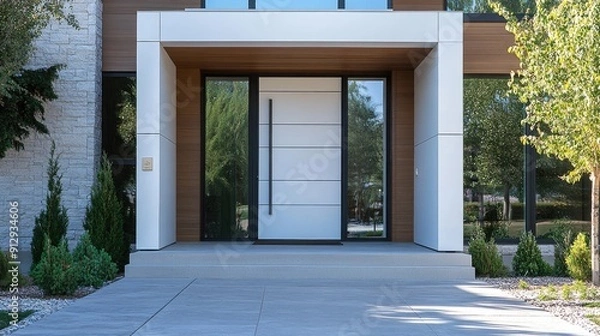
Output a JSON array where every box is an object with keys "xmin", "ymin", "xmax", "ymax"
[
  {"xmin": 204, "ymin": 78, "xmax": 249, "ymax": 240},
  {"xmin": 256, "ymin": 0, "xmax": 338, "ymax": 10},
  {"xmin": 347, "ymin": 79, "xmax": 386, "ymax": 239},
  {"xmin": 447, "ymin": 0, "xmax": 535, "ymax": 13},
  {"xmin": 345, "ymin": 0, "xmax": 389, "ymax": 10},
  {"xmin": 463, "ymin": 78, "xmax": 524, "ymax": 240},
  {"xmin": 204, "ymin": 0, "xmax": 248, "ymax": 9},
  {"xmin": 102, "ymin": 76, "xmax": 137, "ymax": 245}
]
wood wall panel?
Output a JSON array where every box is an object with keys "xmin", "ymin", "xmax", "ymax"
[
  {"xmin": 464, "ymin": 22, "xmax": 519, "ymax": 75},
  {"xmin": 390, "ymin": 71, "xmax": 414, "ymax": 242},
  {"xmin": 176, "ymin": 68, "xmax": 201, "ymax": 241},
  {"xmin": 393, "ymin": 0, "xmax": 444, "ymax": 10},
  {"xmin": 103, "ymin": 0, "xmax": 198, "ymax": 72}
]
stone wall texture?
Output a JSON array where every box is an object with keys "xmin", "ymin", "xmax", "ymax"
[{"xmin": 0, "ymin": 0, "xmax": 103, "ymax": 250}]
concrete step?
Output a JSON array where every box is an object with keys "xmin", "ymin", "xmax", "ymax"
[
  {"xmin": 125, "ymin": 242, "xmax": 475, "ymax": 281},
  {"xmin": 125, "ymin": 264, "xmax": 475, "ymax": 280}
]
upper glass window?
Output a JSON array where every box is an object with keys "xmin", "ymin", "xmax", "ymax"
[
  {"xmin": 345, "ymin": 0, "xmax": 388, "ymax": 10},
  {"xmin": 447, "ymin": 0, "xmax": 535, "ymax": 13},
  {"xmin": 204, "ymin": 0, "xmax": 248, "ymax": 9},
  {"xmin": 256, "ymin": 0, "xmax": 337, "ymax": 10}
]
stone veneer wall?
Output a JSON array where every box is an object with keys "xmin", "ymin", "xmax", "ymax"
[{"xmin": 0, "ymin": 0, "xmax": 102, "ymax": 250}]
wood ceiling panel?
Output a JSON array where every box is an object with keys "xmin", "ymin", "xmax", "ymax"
[{"xmin": 163, "ymin": 47, "xmax": 431, "ymax": 73}]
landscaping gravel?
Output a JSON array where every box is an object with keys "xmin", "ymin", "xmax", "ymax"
[
  {"xmin": 482, "ymin": 277, "xmax": 600, "ymax": 335},
  {"xmin": 0, "ymin": 278, "xmax": 119, "ymax": 335}
]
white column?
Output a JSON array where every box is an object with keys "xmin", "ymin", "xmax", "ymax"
[
  {"xmin": 136, "ymin": 12, "xmax": 177, "ymax": 250},
  {"xmin": 413, "ymin": 12, "xmax": 463, "ymax": 252}
]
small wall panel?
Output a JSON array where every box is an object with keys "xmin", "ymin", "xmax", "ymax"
[
  {"xmin": 393, "ymin": 0, "xmax": 444, "ymax": 10},
  {"xmin": 176, "ymin": 68, "xmax": 201, "ymax": 241},
  {"xmin": 464, "ymin": 22, "xmax": 520, "ymax": 75},
  {"xmin": 390, "ymin": 70, "xmax": 414, "ymax": 242},
  {"xmin": 103, "ymin": 0, "xmax": 198, "ymax": 72}
]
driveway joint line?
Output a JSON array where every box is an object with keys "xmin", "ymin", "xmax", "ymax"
[
  {"xmin": 129, "ymin": 278, "xmax": 197, "ymax": 335},
  {"xmin": 253, "ymin": 287, "xmax": 266, "ymax": 336}
]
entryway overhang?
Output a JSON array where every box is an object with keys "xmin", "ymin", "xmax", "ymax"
[{"xmin": 136, "ymin": 10, "xmax": 464, "ymax": 251}]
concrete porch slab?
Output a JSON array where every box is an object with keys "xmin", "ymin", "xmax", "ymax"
[{"xmin": 125, "ymin": 242, "xmax": 475, "ymax": 281}]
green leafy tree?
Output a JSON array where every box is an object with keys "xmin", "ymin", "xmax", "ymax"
[
  {"xmin": 0, "ymin": 0, "xmax": 76, "ymax": 97},
  {"xmin": 447, "ymin": 0, "xmax": 535, "ymax": 12},
  {"xmin": 204, "ymin": 80, "xmax": 248, "ymax": 239},
  {"xmin": 0, "ymin": 0, "xmax": 77, "ymax": 157},
  {"xmin": 464, "ymin": 78, "xmax": 523, "ymax": 220},
  {"xmin": 83, "ymin": 154, "xmax": 127, "ymax": 270},
  {"xmin": 0, "ymin": 66, "xmax": 61, "ymax": 158},
  {"xmin": 30, "ymin": 142, "xmax": 69, "ymax": 268},
  {"xmin": 492, "ymin": 0, "xmax": 600, "ymax": 284},
  {"xmin": 347, "ymin": 81, "xmax": 384, "ymax": 225}
]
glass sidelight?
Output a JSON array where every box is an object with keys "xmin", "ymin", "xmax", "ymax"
[
  {"xmin": 203, "ymin": 77, "xmax": 250, "ymax": 240},
  {"xmin": 346, "ymin": 79, "xmax": 386, "ymax": 239}
]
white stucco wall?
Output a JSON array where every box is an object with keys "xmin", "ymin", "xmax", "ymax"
[{"xmin": 0, "ymin": 0, "xmax": 103, "ymax": 250}]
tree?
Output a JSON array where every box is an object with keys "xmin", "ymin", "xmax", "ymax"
[
  {"xmin": 463, "ymin": 78, "xmax": 523, "ymax": 220},
  {"xmin": 83, "ymin": 154, "xmax": 128, "ymax": 270},
  {"xmin": 492, "ymin": 0, "xmax": 600, "ymax": 284},
  {"xmin": 0, "ymin": 66, "xmax": 61, "ymax": 158},
  {"xmin": 447, "ymin": 0, "xmax": 535, "ymax": 12},
  {"xmin": 204, "ymin": 80, "xmax": 249, "ymax": 239},
  {"xmin": 347, "ymin": 81, "xmax": 384, "ymax": 226},
  {"xmin": 0, "ymin": 0, "xmax": 77, "ymax": 157},
  {"xmin": 0, "ymin": 0, "xmax": 76, "ymax": 98},
  {"xmin": 30, "ymin": 141, "xmax": 69, "ymax": 268}
]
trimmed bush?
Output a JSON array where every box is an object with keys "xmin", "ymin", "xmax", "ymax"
[
  {"xmin": 73, "ymin": 233, "xmax": 117, "ymax": 288},
  {"xmin": 30, "ymin": 142, "xmax": 69, "ymax": 269},
  {"xmin": 566, "ymin": 233, "xmax": 591, "ymax": 281},
  {"xmin": 549, "ymin": 219, "xmax": 575, "ymax": 276},
  {"xmin": 84, "ymin": 154, "xmax": 128, "ymax": 270},
  {"xmin": 468, "ymin": 226, "xmax": 507, "ymax": 277},
  {"xmin": 512, "ymin": 231, "xmax": 552, "ymax": 276},
  {"xmin": 30, "ymin": 238, "xmax": 78, "ymax": 296}
]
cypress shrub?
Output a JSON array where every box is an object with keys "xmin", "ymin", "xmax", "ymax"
[
  {"xmin": 30, "ymin": 238, "xmax": 78, "ymax": 296},
  {"xmin": 512, "ymin": 231, "xmax": 552, "ymax": 276},
  {"xmin": 72, "ymin": 233, "xmax": 117, "ymax": 288},
  {"xmin": 468, "ymin": 226, "xmax": 507, "ymax": 277},
  {"xmin": 566, "ymin": 233, "xmax": 591, "ymax": 281},
  {"xmin": 84, "ymin": 154, "xmax": 127, "ymax": 270},
  {"xmin": 30, "ymin": 142, "xmax": 69, "ymax": 269}
]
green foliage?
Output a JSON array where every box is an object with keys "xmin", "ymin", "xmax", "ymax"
[
  {"xmin": 0, "ymin": 0, "xmax": 77, "ymax": 98},
  {"xmin": 447, "ymin": 0, "xmax": 535, "ymax": 13},
  {"xmin": 30, "ymin": 238, "xmax": 78, "ymax": 296},
  {"xmin": 84, "ymin": 154, "xmax": 127, "ymax": 270},
  {"xmin": 463, "ymin": 78, "xmax": 523, "ymax": 221},
  {"xmin": 512, "ymin": 231, "xmax": 552, "ymax": 276},
  {"xmin": 0, "ymin": 66, "xmax": 61, "ymax": 158},
  {"xmin": 566, "ymin": 233, "xmax": 592, "ymax": 281},
  {"xmin": 468, "ymin": 226, "xmax": 507, "ymax": 277},
  {"xmin": 537, "ymin": 284, "xmax": 558, "ymax": 301},
  {"xmin": 549, "ymin": 219, "xmax": 576, "ymax": 276},
  {"xmin": 72, "ymin": 234, "xmax": 117, "ymax": 288},
  {"xmin": 492, "ymin": 0, "xmax": 600, "ymax": 185},
  {"xmin": 518, "ymin": 279, "xmax": 530, "ymax": 290},
  {"xmin": 0, "ymin": 310, "xmax": 34, "ymax": 329},
  {"xmin": 347, "ymin": 81, "xmax": 384, "ymax": 225},
  {"xmin": 30, "ymin": 142, "xmax": 69, "ymax": 269}
]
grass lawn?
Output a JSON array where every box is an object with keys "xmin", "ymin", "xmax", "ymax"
[{"xmin": 0, "ymin": 310, "xmax": 34, "ymax": 329}]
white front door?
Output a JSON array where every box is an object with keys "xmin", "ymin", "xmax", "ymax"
[{"xmin": 258, "ymin": 78, "xmax": 342, "ymax": 240}]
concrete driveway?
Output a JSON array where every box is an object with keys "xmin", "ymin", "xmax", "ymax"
[{"xmin": 11, "ymin": 278, "xmax": 593, "ymax": 336}]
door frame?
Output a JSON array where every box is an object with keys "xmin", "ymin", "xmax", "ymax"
[{"xmin": 200, "ymin": 73, "xmax": 391, "ymax": 241}]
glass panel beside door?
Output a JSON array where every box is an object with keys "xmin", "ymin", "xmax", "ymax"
[
  {"xmin": 346, "ymin": 79, "xmax": 386, "ymax": 239},
  {"xmin": 203, "ymin": 77, "xmax": 250, "ymax": 240}
]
